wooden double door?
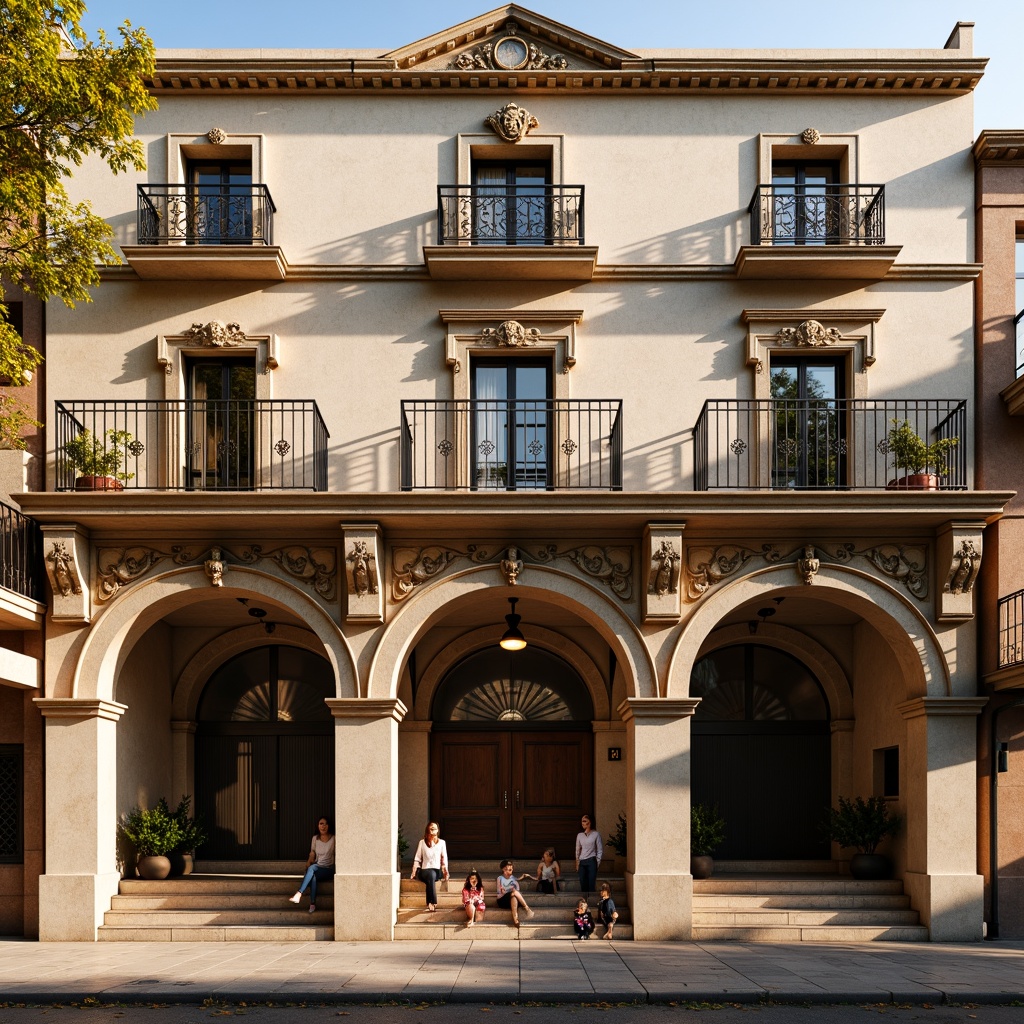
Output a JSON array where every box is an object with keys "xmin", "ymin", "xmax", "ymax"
[{"xmin": 431, "ymin": 730, "xmax": 592, "ymax": 860}]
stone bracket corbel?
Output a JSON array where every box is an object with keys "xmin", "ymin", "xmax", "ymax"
[
  {"xmin": 41, "ymin": 524, "xmax": 91, "ymax": 624},
  {"xmin": 936, "ymin": 520, "xmax": 985, "ymax": 622},
  {"xmin": 342, "ymin": 523, "xmax": 384, "ymax": 623},
  {"xmin": 643, "ymin": 523, "xmax": 685, "ymax": 622}
]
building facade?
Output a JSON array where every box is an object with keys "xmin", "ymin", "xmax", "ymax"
[{"xmin": 2, "ymin": 7, "xmax": 1010, "ymax": 942}]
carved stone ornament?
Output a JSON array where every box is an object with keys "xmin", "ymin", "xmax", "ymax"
[
  {"xmin": 46, "ymin": 541, "xmax": 82, "ymax": 598},
  {"xmin": 485, "ymin": 102, "xmax": 539, "ymax": 143},
  {"xmin": 346, "ymin": 540, "xmax": 378, "ymax": 597},
  {"xmin": 649, "ymin": 540, "xmax": 680, "ymax": 596},
  {"xmin": 185, "ymin": 321, "xmax": 247, "ymax": 347},
  {"xmin": 392, "ymin": 542, "xmax": 633, "ymax": 602},
  {"xmin": 945, "ymin": 539, "xmax": 980, "ymax": 596},
  {"xmin": 451, "ymin": 21, "xmax": 568, "ymax": 71},
  {"xmin": 802, "ymin": 127, "xmax": 821, "ymax": 145},
  {"xmin": 482, "ymin": 320, "xmax": 541, "ymax": 348},
  {"xmin": 205, "ymin": 548, "xmax": 225, "ymax": 587},
  {"xmin": 775, "ymin": 320, "xmax": 843, "ymax": 348},
  {"xmin": 797, "ymin": 545, "xmax": 821, "ymax": 585},
  {"xmin": 207, "ymin": 127, "xmax": 227, "ymax": 145},
  {"xmin": 500, "ymin": 546, "xmax": 524, "ymax": 586}
]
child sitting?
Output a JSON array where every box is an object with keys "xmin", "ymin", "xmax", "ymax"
[
  {"xmin": 597, "ymin": 881, "xmax": 619, "ymax": 939},
  {"xmin": 574, "ymin": 898, "xmax": 595, "ymax": 940},
  {"xmin": 496, "ymin": 859, "xmax": 534, "ymax": 928},
  {"xmin": 462, "ymin": 870, "xmax": 486, "ymax": 927},
  {"xmin": 535, "ymin": 847, "xmax": 561, "ymax": 894}
]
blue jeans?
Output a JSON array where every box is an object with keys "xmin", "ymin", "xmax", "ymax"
[
  {"xmin": 298, "ymin": 864, "xmax": 334, "ymax": 903},
  {"xmin": 417, "ymin": 867, "xmax": 442, "ymax": 905},
  {"xmin": 578, "ymin": 857, "xmax": 598, "ymax": 895}
]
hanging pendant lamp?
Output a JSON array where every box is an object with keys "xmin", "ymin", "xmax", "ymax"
[{"xmin": 499, "ymin": 596, "xmax": 527, "ymax": 651}]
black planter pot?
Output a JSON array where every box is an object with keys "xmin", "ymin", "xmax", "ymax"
[
  {"xmin": 690, "ymin": 855, "xmax": 714, "ymax": 880},
  {"xmin": 850, "ymin": 853, "xmax": 892, "ymax": 880},
  {"xmin": 167, "ymin": 852, "xmax": 194, "ymax": 877}
]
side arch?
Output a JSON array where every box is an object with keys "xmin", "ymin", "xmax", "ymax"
[
  {"xmin": 72, "ymin": 566, "xmax": 358, "ymax": 702},
  {"xmin": 667, "ymin": 564, "xmax": 949, "ymax": 700},
  {"xmin": 367, "ymin": 565, "xmax": 658, "ymax": 700}
]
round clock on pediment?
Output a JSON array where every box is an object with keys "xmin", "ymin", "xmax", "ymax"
[{"xmin": 493, "ymin": 34, "xmax": 529, "ymax": 70}]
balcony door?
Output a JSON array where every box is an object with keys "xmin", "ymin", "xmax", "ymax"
[
  {"xmin": 471, "ymin": 360, "xmax": 551, "ymax": 490},
  {"xmin": 187, "ymin": 357, "xmax": 256, "ymax": 490},
  {"xmin": 771, "ymin": 161, "xmax": 840, "ymax": 245},
  {"xmin": 188, "ymin": 160, "xmax": 253, "ymax": 244},
  {"xmin": 473, "ymin": 161, "xmax": 551, "ymax": 245},
  {"xmin": 770, "ymin": 358, "xmax": 846, "ymax": 489}
]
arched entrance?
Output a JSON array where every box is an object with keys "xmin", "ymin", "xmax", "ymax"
[
  {"xmin": 430, "ymin": 645, "xmax": 594, "ymax": 861},
  {"xmin": 196, "ymin": 644, "xmax": 335, "ymax": 861},
  {"xmin": 691, "ymin": 642, "xmax": 831, "ymax": 860}
]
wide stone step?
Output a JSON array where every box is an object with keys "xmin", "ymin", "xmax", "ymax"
[
  {"xmin": 692, "ymin": 909, "xmax": 920, "ymax": 926},
  {"xmin": 691, "ymin": 924, "xmax": 928, "ymax": 942},
  {"xmin": 104, "ymin": 908, "xmax": 334, "ymax": 927},
  {"xmin": 399, "ymin": 879, "xmax": 625, "ymax": 896},
  {"xmin": 693, "ymin": 893, "xmax": 910, "ymax": 909},
  {"xmin": 694, "ymin": 878, "xmax": 904, "ymax": 895},
  {"xmin": 393, "ymin": 921, "xmax": 632, "ymax": 941},
  {"xmin": 112, "ymin": 893, "xmax": 335, "ymax": 911},
  {"xmin": 98, "ymin": 924, "xmax": 333, "ymax": 942},
  {"xmin": 119, "ymin": 875, "xmax": 313, "ymax": 895},
  {"xmin": 398, "ymin": 905, "xmax": 630, "ymax": 924}
]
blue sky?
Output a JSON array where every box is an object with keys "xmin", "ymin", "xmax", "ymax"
[{"xmin": 80, "ymin": 0, "xmax": 1023, "ymax": 131}]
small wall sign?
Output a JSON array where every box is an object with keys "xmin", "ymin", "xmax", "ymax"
[{"xmin": 608, "ymin": 747, "xmax": 621, "ymax": 761}]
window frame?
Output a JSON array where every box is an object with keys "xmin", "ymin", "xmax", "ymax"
[{"xmin": 0, "ymin": 744, "xmax": 23, "ymax": 865}]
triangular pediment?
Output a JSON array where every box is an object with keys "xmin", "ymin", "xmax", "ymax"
[{"xmin": 385, "ymin": 4, "xmax": 638, "ymax": 73}]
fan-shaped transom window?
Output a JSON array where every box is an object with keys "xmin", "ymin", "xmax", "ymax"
[
  {"xmin": 198, "ymin": 645, "xmax": 334, "ymax": 723},
  {"xmin": 691, "ymin": 644, "xmax": 828, "ymax": 722},
  {"xmin": 434, "ymin": 647, "xmax": 593, "ymax": 723}
]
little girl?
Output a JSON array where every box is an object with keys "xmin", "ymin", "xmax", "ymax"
[
  {"xmin": 597, "ymin": 881, "xmax": 619, "ymax": 939},
  {"xmin": 535, "ymin": 848, "xmax": 561, "ymax": 894},
  {"xmin": 462, "ymin": 870, "xmax": 486, "ymax": 927},
  {"xmin": 573, "ymin": 898, "xmax": 595, "ymax": 940},
  {"xmin": 496, "ymin": 859, "xmax": 534, "ymax": 928}
]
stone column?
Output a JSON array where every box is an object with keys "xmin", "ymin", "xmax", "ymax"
[
  {"xmin": 33, "ymin": 697, "xmax": 127, "ymax": 941},
  {"xmin": 619, "ymin": 696, "xmax": 700, "ymax": 940},
  {"xmin": 327, "ymin": 697, "xmax": 406, "ymax": 940},
  {"xmin": 898, "ymin": 696, "xmax": 987, "ymax": 940}
]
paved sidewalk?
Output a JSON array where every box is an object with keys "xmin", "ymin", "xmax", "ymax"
[{"xmin": 3, "ymin": 940, "xmax": 1024, "ymax": 1005}]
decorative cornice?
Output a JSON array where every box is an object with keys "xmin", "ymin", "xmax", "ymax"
[
  {"xmin": 974, "ymin": 131, "xmax": 1024, "ymax": 164},
  {"xmin": 33, "ymin": 698, "xmax": 128, "ymax": 721},
  {"xmin": 896, "ymin": 696, "xmax": 987, "ymax": 720},
  {"xmin": 618, "ymin": 697, "xmax": 701, "ymax": 721},
  {"xmin": 325, "ymin": 697, "xmax": 407, "ymax": 721}
]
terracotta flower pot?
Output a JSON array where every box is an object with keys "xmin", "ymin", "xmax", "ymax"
[
  {"xmin": 74, "ymin": 475, "xmax": 124, "ymax": 492},
  {"xmin": 886, "ymin": 473, "xmax": 939, "ymax": 491},
  {"xmin": 137, "ymin": 855, "xmax": 172, "ymax": 880},
  {"xmin": 690, "ymin": 855, "xmax": 714, "ymax": 879}
]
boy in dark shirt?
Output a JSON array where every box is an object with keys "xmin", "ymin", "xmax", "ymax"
[{"xmin": 597, "ymin": 882, "xmax": 619, "ymax": 939}]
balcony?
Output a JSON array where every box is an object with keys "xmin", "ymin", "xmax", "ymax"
[
  {"xmin": 694, "ymin": 398, "xmax": 967, "ymax": 491},
  {"xmin": 121, "ymin": 184, "xmax": 287, "ymax": 280},
  {"xmin": 999, "ymin": 590, "xmax": 1024, "ymax": 671},
  {"xmin": 423, "ymin": 185, "xmax": 598, "ymax": 281},
  {"xmin": 55, "ymin": 400, "xmax": 329, "ymax": 492},
  {"xmin": 1000, "ymin": 309, "xmax": 1024, "ymax": 415},
  {"xmin": 735, "ymin": 184, "xmax": 900, "ymax": 280},
  {"xmin": 400, "ymin": 399, "xmax": 622, "ymax": 491}
]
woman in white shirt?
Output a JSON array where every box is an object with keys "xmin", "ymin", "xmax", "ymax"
[
  {"xmin": 411, "ymin": 821, "xmax": 449, "ymax": 911},
  {"xmin": 575, "ymin": 813, "xmax": 603, "ymax": 897},
  {"xmin": 288, "ymin": 816, "xmax": 335, "ymax": 912}
]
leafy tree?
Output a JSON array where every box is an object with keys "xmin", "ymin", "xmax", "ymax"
[{"xmin": 0, "ymin": 1, "xmax": 155, "ymax": 428}]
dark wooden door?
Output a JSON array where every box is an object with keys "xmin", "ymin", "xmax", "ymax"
[{"xmin": 431, "ymin": 730, "xmax": 592, "ymax": 861}]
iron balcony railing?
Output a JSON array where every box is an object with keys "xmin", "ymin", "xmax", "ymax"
[
  {"xmin": 55, "ymin": 400, "xmax": 328, "ymax": 492},
  {"xmin": 0, "ymin": 500, "xmax": 42, "ymax": 602},
  {"xmin": 137, "ymin": 184, "xmax": 277, "ymax": 245},
  {"xmin": 1015, "ymin": 309, "xmax": 1024, "ymax": 380},
  {"xmin": 436, "ymin": 185, "xmax": 585, "ymax": 245},
  {"xmin": 999, "ymin": 589, "xmax": 1024, "ymax": 670},
  {"xmin": 400, "ymin": 399, "xmax": 621, "ymax": 491},
  {"xmin": 748, "ymin": 183, "xmax": 885, "ymax": 246},
  {"xmin": 694, "ymin": 398, "xmax": 967, "ymax": 491}
]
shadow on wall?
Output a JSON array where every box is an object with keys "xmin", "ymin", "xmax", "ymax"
[
  {"xmin": 331, "ymin": 427, "xmax": 399, "ymax": 492},
  {"xmin": 613, "ymin": 212, "xmax": 740, "ymax": 266},
  {"xmin": 306, "ymin": 212, "xmax": 432, "ymax": 265},
  {"xmin": 622, "ymin": 429, "xmax": 691, "ymax": 491}
]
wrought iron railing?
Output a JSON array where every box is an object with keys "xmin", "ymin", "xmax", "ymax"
[
  {"xmin": 1015, "ymin": 309, "xmax": 1024, "ymax": 380},
  {"xmin": 694, "ymin": 398, "xmax": 967, "ymax": 491},
  {"xmin": 748, "ymin": 184, "xmax": 885, "ymax": 245},
  {"xmin": 436, "ymin": 185, "xmax": 585, "ymax": 245},
  {"xmin": 0, "ymin": 500, "xmax": 42, "ymax": 601},
  {"xmin": 999, "ymin": 589, "xmax": 1024, "ymax": 670},
  {"xmin": 55, "ymin": 400, "xmax": 328, "ymax": 491},
  {"xmin": 400, "ymin": 399, "xmax": 621, "ymax": 491},
  {"xmin": 137, "ymin": 184, "xmax": 276, "ymax": 245}
]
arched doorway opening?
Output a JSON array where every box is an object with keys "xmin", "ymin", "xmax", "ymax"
[
  {"xmin": 691, "ymin": 642, "xmax": 831, "ymax": 860},
  {"xmin": 430, "ymin": 645, "xmax": 595, "ymax": 861},
  {"xmin": 196, "ymin": 644, "xmax": 335, "ymax": 861}
]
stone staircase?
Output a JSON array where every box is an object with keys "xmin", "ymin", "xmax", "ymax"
[
  {"xmin": 692, "ymin": 862, "xmax": 928, "ymax": 942},
  {"xmin": 98, "ymin": 868, "xmax": 332, "ymax": 941}
]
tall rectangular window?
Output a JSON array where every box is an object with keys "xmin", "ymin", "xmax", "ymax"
[
  {"xmin": 0, "ymin": 745, "xmax": 23, "ymax": 864},
  {"xmin": 1015, "ymin": 237, "xmax": 1024, "ymax": 378}
]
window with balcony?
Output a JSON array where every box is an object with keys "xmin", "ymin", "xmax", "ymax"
[
  {"xmin": 1015, "ymin": 237, "xmax": 1024, "ymax": 380},
  {"xmin": 186, "ymin": 160, "xmax": 256, "ymax": 245},
  {"xmin": 471, "ymin": 160, "xmax": 552, "ymax": 246},
  {"xmin": 768, "ymin": 161, "xmax": 840, "ymax": 245},
  {"xmin": 187, "ymin": 356, "xmax": 257, "ymax": 490}
]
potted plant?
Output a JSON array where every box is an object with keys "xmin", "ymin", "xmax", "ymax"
[
  {"xmin": 118, "ymin": 801, "xmax": 184, "ymax": 880},
  {"xmin": 397, "ymin": 822, "xmax": 409, "ymax": 871},
  {"xmin": 63, "ymin": 427, "xmax": 135, "ymax": 491},
  {"xmin": 161, "ymin": 795, "xmax": 206, "ymax": 877},
  {"xmin": 825, "ymin": 795, "xmax": 900, "ymax": 879},
  {"xmin": 885, "ymin": 419, "xmax": 958, "ymax": 490},
  {"xmin": 607, "ymin": 812, "xmax": 627, "ymax": 872},
  {"xmin": 690, "ymin": 803, "xmax": 726, "ymax": 879}
]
